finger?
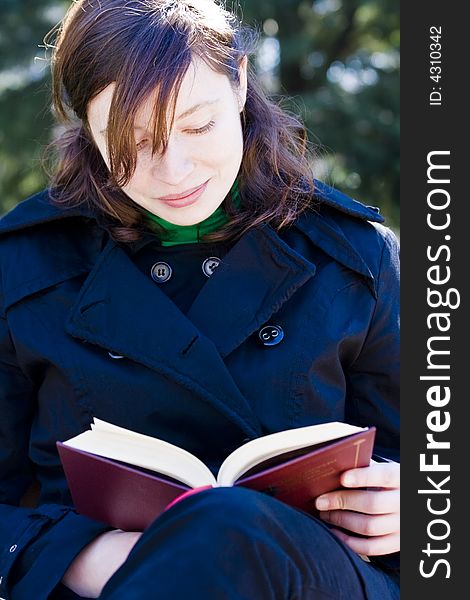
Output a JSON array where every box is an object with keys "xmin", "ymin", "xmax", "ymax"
[
  {"xmin": 315, "ymin": 489, "xmax": 399, "ymax": 514},
  {"xmin": 329, "ymin": 528, "xmax": 400, "ymax": 556},
  {"xmin": 319, "ymin": 510, "xmax": 399, "ymax": 537},
  {"xmin": 341, "ymin": 462, "xmax": 400, "ymax": 489}
]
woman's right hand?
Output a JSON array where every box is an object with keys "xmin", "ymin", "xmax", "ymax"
[{"xmin": 61, "ymin": 529, "xmax": 142, "ymax": 598}]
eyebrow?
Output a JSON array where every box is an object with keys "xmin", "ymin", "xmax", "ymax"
[
  {"xmin": 176, "ymin": 99, "xmax": 220, "ymax": 121},
  {"xmin": 99, "ymin": 99, "xmax": 220, "ymax": 135}
]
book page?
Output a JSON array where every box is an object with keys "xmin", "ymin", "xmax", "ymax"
[
  {"xmin": 63, "ymin": 419, "xmax": 217, "ymax": 488},
  {"xmin": 217, "ymin": 422, "xmax": 366, "ymax": 486}
]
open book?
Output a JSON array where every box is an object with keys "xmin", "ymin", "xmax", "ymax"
[{"xmin": 57, "ymin": 419, "xmax": 375, "ymax": 531}]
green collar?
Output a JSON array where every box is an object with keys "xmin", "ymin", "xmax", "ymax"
[{"xmin": 145, "ymin": 178, "xmax": 241, "ymax": 246}]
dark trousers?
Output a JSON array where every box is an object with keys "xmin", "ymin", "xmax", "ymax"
[{"xmin": 55, "ymin": 487, "xmax": 399, "ymax": 599}]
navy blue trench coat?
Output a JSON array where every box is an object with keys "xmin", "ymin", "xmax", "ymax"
[{"xmin": 0, "ymin": 181, "xmax": 400, "ymax": 599}]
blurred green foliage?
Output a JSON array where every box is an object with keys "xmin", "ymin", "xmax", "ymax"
[{"xmin": 0, "ymin": 0, "xmax": 399, "ymax": 227}]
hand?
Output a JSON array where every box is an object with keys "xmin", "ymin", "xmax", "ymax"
[
  {"xmin": 61, "ymin": 529, "xmax": 142, "ymax": 598},
  {"xmin": 315, "ymin": 461, "xmax": 400, "ymax": 556}
]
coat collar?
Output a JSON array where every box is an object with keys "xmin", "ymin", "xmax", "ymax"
[
  {"xmin": 311, "ymin": 179, "xmax": 384, "ymax": 224},
  {"xmin": 0, "ymin": 191, "xmax": 96, "ymax": 233}
]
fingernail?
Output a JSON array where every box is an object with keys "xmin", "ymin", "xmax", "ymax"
[
  {"xmin": 316, "ymin": 497, "xmax": 329, "ymax": 510},
  {"xmin": 343, "ymin": 474, "xmax": 355, "ymax": 486}
]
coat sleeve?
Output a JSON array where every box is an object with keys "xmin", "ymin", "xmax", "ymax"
[
  {"xmin": 346, "ymin": 225, "xmax": 400, "ymax": 462},
  {"xmin": 345, "ymin": 225, "xmax": 400, "ymax": 572},
  {"xmin": 0, "ymin": 313, "xmax": 111, "ymax": 600}
]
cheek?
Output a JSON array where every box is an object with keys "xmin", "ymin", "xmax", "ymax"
[
  {"xmin": 210, "ymin": 119, "xmax": 243, "ymax": 163},
  {"xmin": 94, "ymin": 140, "xmax": 111, "ymax": 170},
  {"xmin": 123, "ymin": 164, "xmax": 151, "ymax": 190},
  {"xmin": 121, "ymin": 164, "xmax": 152, "ymax": 198}
]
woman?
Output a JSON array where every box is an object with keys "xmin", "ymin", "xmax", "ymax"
[{"xmin": 0, "ymin": 1, "xmax": 400, "ymax": 599}]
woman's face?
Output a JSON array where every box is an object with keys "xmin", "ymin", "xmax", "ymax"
[{"xmin": 87, "ymin": 56, "xmax": 247, "ymax": 226}]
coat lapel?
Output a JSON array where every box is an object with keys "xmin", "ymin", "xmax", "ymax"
[
  {"xmin": 65, "ymin": 227, "xmax": 316, "ymax": 438},
  {"xmin": 65, "ymin": 238, "xmax": 263, "ymax": 437},
  {"xmin": 187, "ymin": 224, "xmax": 316, "ymax": 357}
]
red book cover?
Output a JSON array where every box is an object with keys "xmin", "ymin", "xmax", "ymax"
[
  {"xmin": 235, "ymin": 428, "xmax": 376, "ymax": 514},
  {"xmin": 57, "ymin": 442, "xmax": 189, "ymax": 531}
]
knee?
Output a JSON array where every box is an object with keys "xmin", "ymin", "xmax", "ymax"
[
  {"xmin": 163, "ymin": 486, "xmax": 353, "ymax": 564},
  {"xmin": 160, "ymin": 485, "xmax": 282, "ymax": 534},
  {"xmin": 194, "ymin": 485, "xmax": 270, "ymax": 510},
  {"xmin": 177, "ymin": 485, "xmax": 267, "ymax": 515}
]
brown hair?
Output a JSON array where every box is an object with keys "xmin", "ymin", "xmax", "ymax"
[{"xmin": 44, "ymin": 0, "xmax": 316, "ymax": 243}]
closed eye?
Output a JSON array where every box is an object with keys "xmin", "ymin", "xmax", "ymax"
[
  {"xmin": 189, "ymin": 120, "xmax": 216, "ymax": 135},
  {"xmin": 136, "ymin": 120, "xmax": 216, "ymax": 151}
]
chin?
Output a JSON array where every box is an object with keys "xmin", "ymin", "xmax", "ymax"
[
  {"xmin": 174, "ymin": 215, "xmax": 210, "ymax": 227},
  {"xmin": 170, "ymin": 206, "xmax": 220, "ymax": 227}
]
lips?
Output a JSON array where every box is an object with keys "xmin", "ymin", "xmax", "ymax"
[
  {"xmin": 156, "ymin": 179, "xmax": 211, "ymax": 209},
  {"xmin": 158, "ymin": 180, "xmax": 209, "ymax": 201}
]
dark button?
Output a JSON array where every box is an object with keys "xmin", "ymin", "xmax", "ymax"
[
  {"xmin": 151, "ymin": 261, "xmax": 172, "ymax": 283},
  {"xmin": 202, "ymin": 257, "xmax": 221, "ymax": 277},
  {"xmin": 258, "ymin": 324, "xmax": 284, "ymax": 346}
]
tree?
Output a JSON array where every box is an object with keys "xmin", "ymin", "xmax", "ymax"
[
  {"xmin": 238, "ymin": 0, "xmax": 399, "ymax": 226},
  {"xmin": 0, "ymin": 0, "xmax": 62, "ymax": 213}
]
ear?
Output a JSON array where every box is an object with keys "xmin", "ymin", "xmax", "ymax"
[{"xmin": 238, "ymin": 55, "xmax": 248, "ymax": 111}]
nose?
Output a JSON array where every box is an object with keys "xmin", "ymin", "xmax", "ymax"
[{"xmin": 151, "ymin": 137, "xmax": 194, "ymax": 186}]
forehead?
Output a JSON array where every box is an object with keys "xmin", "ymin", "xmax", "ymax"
[{"xmin": 88, "ymin": 57, "xmax": 231, "ymax": 131}]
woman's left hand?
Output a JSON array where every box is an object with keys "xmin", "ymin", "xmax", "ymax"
[{"xmin": 315, "ymin": 461, "xmax": 400, "ymax": 556}]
